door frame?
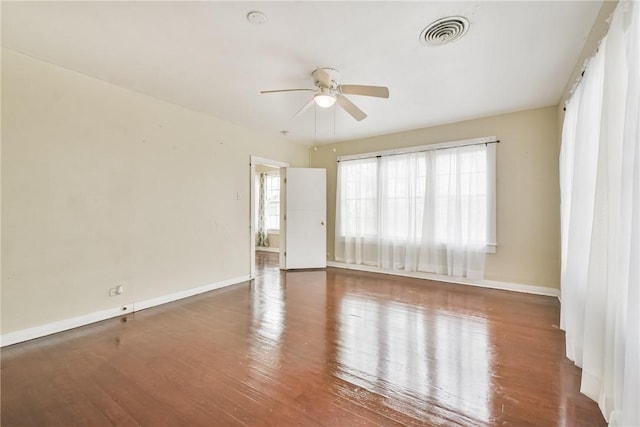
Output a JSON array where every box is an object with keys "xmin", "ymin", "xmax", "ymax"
[{"xmin": 250, "ymin": 155, "xmax": 289, "ymax": 279}]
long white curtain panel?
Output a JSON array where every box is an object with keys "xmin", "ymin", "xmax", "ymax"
[{"xmin": 559, "ymin": 1, "xmax": 639, "ymax": 424}]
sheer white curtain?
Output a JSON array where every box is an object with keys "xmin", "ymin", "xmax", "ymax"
[
  {"xmin": 256, "ymin": 173, "xmax": 269, "ymax": 247},
  {"xmin": 559, "ymin": 1, "xmax": 639, "ymax": 425},
  {"xmin": 335, "ymin": 157, "xmax": 379, "ymax": 265},
  {"xmin": 559, "ymin": 35, "xmax": 605, "ymax": 366},
  {"xmin": 336, "ymin": 144, "xmax": 493, "ymax": 279},
  {"xmin": 419, "ymin": 145, "xmax": 490, "ymax": 279}
]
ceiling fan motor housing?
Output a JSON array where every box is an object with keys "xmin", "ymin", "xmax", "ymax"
[{"xmin": 312, "ymin": 68, "xmax": 340, "ymax": 89}]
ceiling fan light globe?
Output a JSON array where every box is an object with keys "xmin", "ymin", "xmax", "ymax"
[{"xmin": 314, "ymin": 94, "xmax": 336, "ymax": 108}]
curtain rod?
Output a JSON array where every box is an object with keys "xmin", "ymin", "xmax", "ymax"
[{"xmin": 337, "ymin": 140, "xmax": 500, "ymax": 163}]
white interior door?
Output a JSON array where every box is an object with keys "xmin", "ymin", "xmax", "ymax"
[{"xmin": 282, "ymin": 168, "xmax": 326, "ymax": 269}]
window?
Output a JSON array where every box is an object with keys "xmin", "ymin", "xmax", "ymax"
[
  {"xmin": 337, "ymin": 158, "xmax": 378, "ymax": 237},
  {"xmin": 432, "ymin": 147, "xmax": 490, "ymax": 245},
  {"xmin": 264, "ymin": 173, "xmax": 280, "ymax": 231},
  {"xmin": 335, "ymin": 138, "xmax": 496, "ymax": 278}
]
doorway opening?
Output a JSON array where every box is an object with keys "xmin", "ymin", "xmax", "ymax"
[{"xmin": 250, "ymin": 156, "xmax": 288, "ymax": 279}]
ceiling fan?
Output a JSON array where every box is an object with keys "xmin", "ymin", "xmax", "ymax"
[{"xmin": 260, "ymin": 68, "xmax": 389, "ymax": 122}]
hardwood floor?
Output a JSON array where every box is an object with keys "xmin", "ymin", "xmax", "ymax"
[{"xmin": 1, "ymin": 252, "xmax": 605, "ymax": 426}]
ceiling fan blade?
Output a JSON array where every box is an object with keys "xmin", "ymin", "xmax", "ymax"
[
  {"xmin": 294, "ymin": 98, "xmax": 315, "ymax": 118},
  {"xmin": 339, "ymin": 85, "xmax": 389, "ymax": 98},
  {"xmin": 336, "ymin": 95, "xmax": 367, "ymax": 121},
  {"xmin": 261, "ymin": 88, "xmax": 314, "ymax": 94},
  {"xmin": 314, "ymin": 68, "xmax": 332, "ymax": 88}
]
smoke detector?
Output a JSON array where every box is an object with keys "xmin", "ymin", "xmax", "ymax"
[{"xmin": 420, "ymin": 16, "xmax": 470, "ymax": 46}]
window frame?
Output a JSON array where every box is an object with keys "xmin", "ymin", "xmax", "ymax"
[
  {"xmin": 336, "ymin": 137, "xmax": 497, "ymax": 253},
  {"xmin": 263, "ymin": 171, "xmax": 281, "ymax": 233}
]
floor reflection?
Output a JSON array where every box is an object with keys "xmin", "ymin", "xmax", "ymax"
[
  {"xmin": 248, "ymin": 253, "xmax": 286, "ymax": 377},
  {"xmin": 335, "ymin": 291, "xmax": 491, "ymax": 423},
  {"xmin": 250, "ymin": 253, "xmax": 493, "ymax": 424},
  {"xmin": 243, "ymin": 253, "xmax": 599, "ymax": 425},
  {"xmin": 251, "ymin": 273, "xmax": 285, "ymax": 344}
]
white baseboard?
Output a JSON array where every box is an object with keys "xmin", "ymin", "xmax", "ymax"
[
  {"xmin": 0, "ymin": 275, "xmax": 250, "ymax": 348},
  {"xmin": 132, "ymin": 275, "xmax": 250, "ymax": 312},
  {"xmin": 326, "ymin": 261, "xmax": 560, "ymax": 297},
  {"xmin": 0, "ymin": 305, "xmax": 132, "ymax": 348},
  {"xmin": 256, "ymin": 246, "xmax": 279, "ymax": 253}
]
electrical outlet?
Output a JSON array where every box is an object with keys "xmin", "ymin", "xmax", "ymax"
[{"xmin": 109, "ymin": 285, "xmax": 124, "ymax": 297}]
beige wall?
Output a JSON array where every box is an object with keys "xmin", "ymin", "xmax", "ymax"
[
  {"xmin": 1, "ymin": 49, "xmax": 308, "ymax": 334},
  {"xmin": 310, "ymin": 106, "xmax": 561, "ymax": 289}
]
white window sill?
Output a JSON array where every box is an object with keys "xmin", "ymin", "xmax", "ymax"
[{"xmin": 336, "ymin": 236, "xmax": 497, "ymax": 253}]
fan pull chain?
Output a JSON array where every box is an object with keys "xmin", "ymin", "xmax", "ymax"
[{"xmin": 333, "ymin": 105, "xmax": 336, "ymax": 143}]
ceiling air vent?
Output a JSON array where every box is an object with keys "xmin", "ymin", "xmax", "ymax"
[{"xmin": 420, "ymin": 16, "xmax": 470, "ymax": 46}]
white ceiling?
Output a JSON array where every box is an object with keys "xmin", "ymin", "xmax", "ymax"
[{"xmin": 2, "ymin": 1, "xmax": 601, "ymax": 145}]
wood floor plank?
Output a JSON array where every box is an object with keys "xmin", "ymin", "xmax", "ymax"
[{"xmin": 1, "ymin": 252, "xmax": 606, "ymax": 426}]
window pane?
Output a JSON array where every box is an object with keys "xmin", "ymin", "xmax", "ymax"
[
  {"xmin": 265, "ymin": 173, "xmax": 280, "ymax": 231},
  {"xmin": 338, "ymin": 158, "xmax": 378, "ymax": 236}
]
